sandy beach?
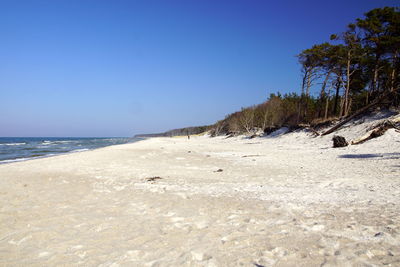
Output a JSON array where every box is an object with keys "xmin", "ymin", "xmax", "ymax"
[{"xmin": 1, "ymin": 118, "xmax": 400, "ymax": 266}]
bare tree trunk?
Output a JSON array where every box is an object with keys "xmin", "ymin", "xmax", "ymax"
[
  {"xmin": 324, "ymin": 97, "xmax": 330, "ymax": 120},
  {"xmin": 333, "ymin": 77, "xmax": 341, "ymax": 116},
  {"xmin": 320, "ymin": 71, "xmax": 332, "ymax": 98},
  {"xmin": 390, "ymin": 68, "xmax": 396, "ymax": 92},
  {"xmin": 324, "ymin": 84, "xmax": 332, "ymax": 120},
  {"xmin": 344, "ymin": 50, "xmax": 351, "ymax": 117},
  {"xmin": 347, "ymin": 97, "xmax": 352, "ymax": 115},
  {"xmin": 339, "ymin": 98, "xmax": 345, "ymax": 117},
  {"xmin": 301, "ymin": 70, "xmax": 307, "ymax": 96},
  {"xmin": 371, "ymin": 54, "xmax": 381, "ymax": 93},
  {"xmin": 366, "ymin": 65, "xmax": 379, "ymax": 106},
  {"xmin": 306, "ymin": 70, "xmax": 312, "ymax": 96},
  {"xmin": 372, "ymin": 66, "xmax": 379, "ymax": 92},
  {"xmin": 299, "ymin": 69, "xmax": 308, "ymax": 123},
  {"xmin": 319, "ymin": 71, "xmax": 332, "ymax": 118},
  {"xmin": 390, "ymin": 52, "xmax": 398, "ymax": 92}
]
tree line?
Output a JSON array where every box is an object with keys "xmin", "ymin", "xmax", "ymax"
[
  {"xmin": 135, "ymin": 125, "xmax": 210, "ymax": 138},
  {"xmin": 210, "ymin": 7, "xmax": 399, "ymax": 136}
]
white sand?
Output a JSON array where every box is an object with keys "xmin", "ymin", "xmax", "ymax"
[{"xmin": 1, "ymin": 114, "xmax": 399, "ymax": 266}]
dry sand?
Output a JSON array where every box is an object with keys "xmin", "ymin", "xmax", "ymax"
[{"xmin": 1, "ymin": 114, "xmax": 400, "ymax": 266}]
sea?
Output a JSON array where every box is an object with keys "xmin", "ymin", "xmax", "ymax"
[{"xmin": 0, "ymin": 137, "xmax": 137, "ymax": 164}]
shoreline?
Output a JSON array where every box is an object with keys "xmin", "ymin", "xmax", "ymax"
[
  {"xmin": 0, "ymin": 138, "xmax": 140, "ymax": 165},
  {"xmin": 0, "ymin": 148, "xmax": 90, "ymax": 165},
  {"xmin": 0, "ymin": 129, "xmax": 399, "ymax": 266}
]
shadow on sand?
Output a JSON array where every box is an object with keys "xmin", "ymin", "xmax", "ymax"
[{"xmin": 339, "ymin": 152, "xmax": 400, "ymax": 160}]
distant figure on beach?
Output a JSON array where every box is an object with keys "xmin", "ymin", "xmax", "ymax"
[{"xmin": 187, "ymin": 130, "xmax": 190, "ymax": 140}]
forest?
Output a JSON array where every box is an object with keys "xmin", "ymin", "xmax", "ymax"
[{"xmin": 209, "ymin": 7, "xmax": 399, "ymax": 136}]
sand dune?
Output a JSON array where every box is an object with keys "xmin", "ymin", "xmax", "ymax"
[{"xmin": 0, "ymin": 115, "xmax": 399, "ymax": 266}]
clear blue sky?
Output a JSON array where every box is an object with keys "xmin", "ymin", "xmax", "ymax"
[{"xmin": 0, "ymin": 0, "xmax": 397, "ymax": 137}]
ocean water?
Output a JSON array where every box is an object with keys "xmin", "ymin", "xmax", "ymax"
[{"xmin": 0, "ymin": 137, "xmax": 137, "ymax": 164}]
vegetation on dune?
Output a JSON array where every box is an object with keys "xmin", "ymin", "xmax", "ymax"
[
  {"xmin": 135, "ymin": 126, "xmax": 211, "ymax": 138},
  {"xmin": 210, "ymin": 7, "xmax": 400, "ymax": 136}
]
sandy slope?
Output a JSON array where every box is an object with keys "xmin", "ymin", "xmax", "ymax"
[{"xmin": 0, "ymin": 115, "xmax": 399, "ymax": 266}]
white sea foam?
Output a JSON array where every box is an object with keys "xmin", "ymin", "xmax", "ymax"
[
  {"xmin": 42, "ymin": 140, "xmax": 75, "ymax": 145},
  {"xmin": 71, "ymin": 149, "xmax": 89, "ymax": 153},
  {"xmin": 0, "ymin": 154, "xmax": 58, "ymax": 164},
  {"xmin": 43, "ymin": 141, "xmax": 56, "ymax": 145},
  {"xmin": 0, "ymin": 142, "xmax": 26, "ymax": 146},
  {"xmin": 1, "ymin": 138, "xmax": 131, "ymax": 164},
  {"xmin": 42, "ymin": 141, "xmax": 53, "ymax": 145},
  {"xmin": 0, "ymin": 157, "xmax": 31, "ymax": 164}
]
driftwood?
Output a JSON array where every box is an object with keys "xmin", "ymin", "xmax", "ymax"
[
  {"xmin": 295, "ymin": 123, "xmax": 320, "ymax": 136},
  {"xmin": 307, "ymin": 127, "xmax": 320, "ymax": 136},
  {"xmin": 146, "ymin": 176, "xmax": 162, "ymax": 182},
  {"xmin": 352, "ymin": 118, "xmax": 400, "ymax": 145},
  {"xmin": 322, "ymin": 92, "xmax": 390, "ymax": 136}
]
